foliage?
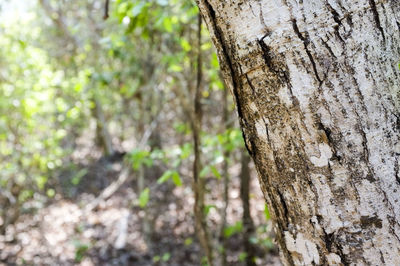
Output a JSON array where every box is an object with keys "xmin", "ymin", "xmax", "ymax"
[
  {"xmin": 0, "ymin": 0, "xmax": 274, "ymax": 265},
  {"xmin": 224, "ymin": 221, "xmax": 243, "ymax": 238},
  {"xmin": 72, "ymin": 240, "xmax": 90, "ymax": 263},
  {"xmin": 138, "ymin": 187, "xmax": 150, "ymax": 208}
]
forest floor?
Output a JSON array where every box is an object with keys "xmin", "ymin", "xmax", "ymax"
[{"xmin": 0, "ymin": 152, "xmax": 281, "ymax": 266}]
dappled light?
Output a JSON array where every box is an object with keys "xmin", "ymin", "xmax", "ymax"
[{"xmin": 0, "ymin": 0, "xmax": 280, "ymax": 265}]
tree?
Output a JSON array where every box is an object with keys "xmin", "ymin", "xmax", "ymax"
[{"xmin": 195, "ymin": 0, "xmax": 400, "ymax": 265}]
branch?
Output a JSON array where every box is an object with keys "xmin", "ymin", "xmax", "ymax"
[{"xmin": 103, "ymin": 0, "xmax": 110, "ymax": 20}]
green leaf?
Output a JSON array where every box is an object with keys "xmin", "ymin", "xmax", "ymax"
[
  {"xmin": 171, "ymin": 171, "xmax": 182, "ymax": 186},
  {"xmin": 249, "ymin": 237, "xmax": 258, "ymax": 244},
  {"xmin": 162, "ymin": 252, "xmax": 171, "ymax": 262},
  {"xmin": 210, "ymin": 166, "xmax": 221, "ymax": 179},
  {"xmin": 262, "ymin": 238, "xmax": 275, "ymax": 249},
  {"xmin": 157, "ymin": 170, "xmax": 173, "ymax": 184},
  {"xmin": 201, "ymin": 42, "xmax": 212, "ymax": 50},
  {"xmin": 224, "ymin": 221, "xmax": 243, "ymax": 238},
  {"xmin": 184, "ymin": 237, "xmax": 193, "ymax": 246},
  {"xmin": 180, "ymin": 143, "xmax": 192, "ymax": 159},
  {"xmin": 18, "ymin": 39, "xmax": 27, "ymax": 49},
  {"xmin": 35, "ymin": 175, "xmax": 48, "ymax": 190},
  {"xmin": 18, "ymin": 189, "xmax": 33, "ymax": 202},
  {"xmin": 180, "ymin": 39, "xmax": 191, "ymax": 52},
  {"xmin": 131, "ymin": 1, "xmax": 147, "ymax": 17},
  {"xmin": 199, "ymin": 166, "xmax": 210, "ymax": 178},
  {"xmin": 150, "ymin": 149, "xmax": 165, "ymax": 160},
  {"xmin": 211, "ymin": 53, "xmax": 220, "ymax": 68},
  {"xmin": 143, "ymin": 157, "xmax": 154, "ymax": 167},
  {"xmin": 71, "ymin": 168, "xmax": 88, "ymax": 186},
  {"xmin": 239, "ymin": 252, "xmax": 247, "ymax": 262},
  {"xmin": 264, "ymin": 204, "xmax": 271, "ymax": 220},
  {"xmin": 163, "ymin": 17, "xmax": 174, "ymax": 32},
  {"xmin": 169, "ymin": 64, "xmax": 183, "ymax": 72},
  {"xmin": 46, "ymin": 188, "xmax": 55, "ymax": 197},
  {"xmin": 139, "ymin": 187, "xmax": 150, "ymax": 208},
  {"xmin": 74, "ymin": 242, "xmax": 89, "ymax": 263},
  {"xmin": 117, "ymin": 2, "xmax": 129, "ymax": 15},
  {"xmin": 130, "ymin": 149, "xmax": 151, "ymax": 170},
  {"xmin": 172, "ymin": 159, "xmax": 181, "ymax": 168},
  {"xmin": 153, "ymin": 255, "xmax": 161, "ymax": 262},
  {"xmin": 204, "ymin": 204, "xmax": 216, "ymax": 216}
]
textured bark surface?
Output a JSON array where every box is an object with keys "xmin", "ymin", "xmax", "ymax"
[{"xmin": 195, "ymin": 0, "xmax": 400, "ymax": 265}]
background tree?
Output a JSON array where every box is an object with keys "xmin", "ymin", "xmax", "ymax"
[{"xmin": 0, "ymin": 0, "xmax": 278, "ymax": 265}]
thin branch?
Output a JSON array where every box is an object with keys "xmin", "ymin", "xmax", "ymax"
[{"xmin": 103, "ymin": 0, "xmax": 110, "ymax": 20}]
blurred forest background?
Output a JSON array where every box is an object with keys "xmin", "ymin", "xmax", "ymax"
[{"xmin": 0, "ymin": 0, "xmax": 280, "ymax": 265}]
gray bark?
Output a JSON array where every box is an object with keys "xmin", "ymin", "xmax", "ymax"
[{"xmin": 195, "ymin": 0, "xmax": 400, "ymax": 265}]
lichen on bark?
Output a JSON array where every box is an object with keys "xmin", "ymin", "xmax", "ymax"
[{"xmin": 196, "ymin": 0, "xmax": 400, "ymax": 265}]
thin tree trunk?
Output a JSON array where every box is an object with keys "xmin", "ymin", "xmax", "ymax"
[
  {"xmin": 219, "ymin": 84, "xmax": 230, "ymax": 266},
  {"xmin": 240, "ymin": 152, "xmax": 256, "ymax": 266},
  {"xmin": 192, "ymin": 14, "xmax": 214, "ymax": 266},
  {"xmin": 93, "ymin": 96, "xmax": 114, "ymax": 156},
  {"xmin": 196, "ymin": 0, "xmax": 400, "ymax": 265},
  {"xmin": 137, "ymin": 167, "xmax": 153, "ymax": 248}
]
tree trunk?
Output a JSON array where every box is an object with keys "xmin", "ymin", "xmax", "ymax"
[
  {"xmin": 195, "ymin": 0, "xmax": 400, "ymax": 265},
  {"xmin": 93, "ymin": 96, "xmax": 114, "ymax": 156},
  {"xmin": 240, "ymin": 151, "xmax": 256, "ymax": 266},
  {"xmin": 192, "ymin": 14, "xmax": 214, "ymax": 266},
  {"xmin": 219, "ymin": 75, "xmax": 231, "ymax": 266}
]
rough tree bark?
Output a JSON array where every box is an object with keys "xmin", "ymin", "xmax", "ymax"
[{"xmin": 195, "ymin": 0, "xmax": 400, "ymax": 265}]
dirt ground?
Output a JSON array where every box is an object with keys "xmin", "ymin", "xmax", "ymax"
[{"xmin": 0, "ymin": 154, "xmax": 281, "ymax": 266}]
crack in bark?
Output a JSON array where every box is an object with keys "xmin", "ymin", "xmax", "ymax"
[
  {"xmin": 244, "ymin": 74, "xmax": 271, "ymax": 143},
  {"xmin": 291, "ymin": 19, "xmax": 322, "ymax": 84},
  {"xmin": 244, "ymin": 72, "xmax": 257, "ymax": 95},
  {"xmin": 257, "ymin": 35, "xmax": 299, "ymax": 108},
  {"xmin": 277, "ymin": 189, "xmax": 289, "ymax": 224},
  {"xmin": 325, "ymin": 2, "xmax": 350, "ymax": 45},
  {"xmin": 387, "ymin": 215, "xmax": 400, "ymax": 242},
  {"xmin": 201, "ymin": 0, "xmax": 256, "ymax": 159},
  {"xmin": 379, "ymin": 251, "xmax": 385, "ymax": 264},
  {"xmin": 257, "ymin": 34, "xmax": 275, "ymax": 72},
  {"xmin": 282, "ymin": 71, "xmax": 300, "ymax": 108},
  {"xmin": 241, "ymin": 122, "xmax": 254, "ymax": 157},
  {"xmin": 326, "ymin": 2, "xmax": 342, "ymax": 26},
  {"xmin": 394, "ymin": 113, "xmax": 400, "ymax": 133},
  {"xmin": 250, "ymin": 148, "xmax": 295, "ymax": 266},
  {"xmin": 335, "ymin": 242, "xmax": 350, "ymax": 266},
  {"xmin": 321, "ymin": 225, "xmax": 334, "ymax": 253},
  {"xmin": 396, "ymin": 21, "xmax": 400, "ymax": 35},
  {"xmin": 333, "ymin": 24, "xmax": 345, "ymax": 44},
  {"xmin": 395, "ymin": 158, "xmax": 400, "ymax": 185},
  {"xmin": 357, "ymin": 125, "xmax": 374, "ymax": 181},
  {"xmin": 368, "ymin": 0, "xmax": 386, "ymax": 43},
  {"xmin": 201, "ymin": 0, "xmax": 242, "ymax": 116},
  {"xmin": 317, "ymin": 121, "xmax": 342, "ymax": 162},
  {"xmin": 321, "ymin": 39, "xmax": 337, "ymax": 58}
]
